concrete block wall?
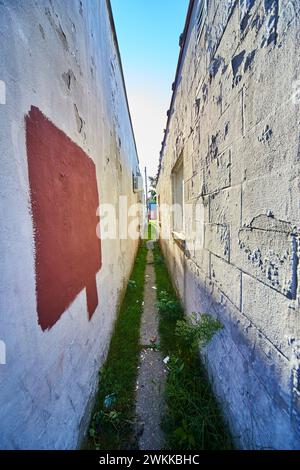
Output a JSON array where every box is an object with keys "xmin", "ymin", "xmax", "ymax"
[
  {"xmin": 0, "ymin": 0, "xmax": 141, "ymax": 449},
  {"xmin": 157, "ymin": 0, "xmax": 300, "ymax": 449}
]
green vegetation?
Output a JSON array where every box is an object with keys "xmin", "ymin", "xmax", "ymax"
[
  {"xmin": 153, "ymin": 242, "xmax": 233, "ymax": 450},
  {"xmin": 86, "ymin": 242, "xmax": 148, "ymax": 450},
  {"xmin": 146, "ymin": 220, "xmax": 158, "ymax": 241},
  {"xmin": 85, "ymin": 232, "xmax": 232, "ymax": 451}
]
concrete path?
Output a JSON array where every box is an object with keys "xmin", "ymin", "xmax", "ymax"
[{"xmin": 135, "ymin": 241, "xmax": 166, "ymax": 450}]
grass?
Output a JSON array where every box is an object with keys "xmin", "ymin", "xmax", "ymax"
[
  {"xmin": 85, "ymin": 241, "xmax": 148, "ymax": 450},
  {"xmin": 153, "ymin": 242, "xmax": 233, "ymax": 450},
  {"xmin": 145, "ymin": 219, "xmax": 158, "ymax": 240},
  {"xmin": 85, "ymin": 228, "xmax": 232, "ymax": 450}
]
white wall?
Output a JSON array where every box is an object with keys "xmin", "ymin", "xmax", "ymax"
[{"xmin": 0, "ymin": 0, "xmax": 140, "ymax": 449}]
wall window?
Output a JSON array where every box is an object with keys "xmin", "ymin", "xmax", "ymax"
[{"xmin": 172, "ymin": 157, "xmax": 184, "ymax": 235}]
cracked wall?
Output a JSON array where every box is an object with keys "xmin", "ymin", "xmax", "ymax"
[
  {"xmin": 0, "ymin": 0, "xmax": 141, "ymax": 449},
  {"xmin": 157, "ymin": 0, "xmax": 300, "ymax": 449}
]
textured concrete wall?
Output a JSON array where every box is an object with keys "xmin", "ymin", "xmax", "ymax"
[
  {"xmin": 0, "ymin": 0, "xmax": 141, "ymax": 449},
  {"xmin": 157, "ymin": 0, "xmax": 300, "ymax": 449}
]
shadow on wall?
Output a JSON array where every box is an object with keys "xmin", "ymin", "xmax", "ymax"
[{"xmin": 181, "ymin": 252, "xmax": 300, "ymax": 450}]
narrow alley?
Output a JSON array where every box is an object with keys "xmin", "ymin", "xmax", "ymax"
[
  {"xmin": 86, "ymin": 228, "xmax": 232, "ymax": 451},
  {"xmin": 135, "ymin": 240, "xmax": 166, "ymax": 450}
]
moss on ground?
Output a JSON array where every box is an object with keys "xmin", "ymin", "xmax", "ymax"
[
  {"xmin": 85, "ymin": 233, "xmax": 232, "ymax": 450},
  {"xmin": 85, "ymin": 242, "xmax": 148, "ymax": 450}
]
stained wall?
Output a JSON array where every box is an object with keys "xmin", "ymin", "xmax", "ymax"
[
  {"xmin": 157, "ymin": 0, "xmax": 300, "ymax": 449},
  {"xmin": 0, "ymin": 0, "xmax": 141, "ymax": 449}
]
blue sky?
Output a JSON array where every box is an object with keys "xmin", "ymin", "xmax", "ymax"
[{"xmin": 111, "ymin": 0, "xmax": 189, "ymax": 178}]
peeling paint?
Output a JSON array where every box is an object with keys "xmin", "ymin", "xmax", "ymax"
[
  {"xmin": 258, "ymin": 124, "xmax": 273, "ymax": 143},
  {"xmin": 222, "ymin": 63, "xmax": 228, "ymax": 75},
  {"xmin": 251, "ymin": 13, "xmax": 263, "ymax": 32},
  {"xmin": 208, "ymin": 132, "xmax": 219, "ymax": 160},
  {"xmin": 39, "ymin": 24, "xmax": 45, "ymax": 40},
  {"xmin": 240, "ymin": 0, "xmax": 256, "ymax": 35},
  {"xmin": 74, "ymin": 103, "xmax": 84, "ymax": 134},
  {"xmin": 239, "ymin": 215, "xmax": 298, "ymax": 299},
  {"xmin": 232, "ymin": 50, "xmax": 245, "ymax": 86},
  {"xmin": 244, "ymin": 49, "xmax": 256, "ymax": 72},
  {"xmin": 209, "ymin": 55, "xmax": 223, "ymax": 79},
  {"xmin": 232, "ymin": 50, "xmax": 246, "ymax": 77},
  {"xmin": 45, "ymin": 8, "xmax": 69, "ymax": 51},
  {"xmin": 62, "ymin": 69, "xmax": 76, "ymax": 91},
  {"xmin": 263, "ymin": 0, "xmax": 279, "ymax": 47}
]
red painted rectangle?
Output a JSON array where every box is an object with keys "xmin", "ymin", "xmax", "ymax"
[{"xmin": 26, "ymin": 106, "xmax": 101, "ymax": 330}]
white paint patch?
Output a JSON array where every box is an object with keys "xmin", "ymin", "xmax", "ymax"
[
  {"xmin": 0, "ymin": 80, "xmax": 6, "ymax": 104},
  {"xmin": 0, "ymin": 340, "xmax": 6, "ymax": 365}
]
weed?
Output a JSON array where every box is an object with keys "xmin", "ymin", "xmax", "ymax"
[
  {"xmin": 155, "ymin": 295, "xmax": 182, "ymax": 320},
  {"xmin": 128, "ymin": 280, "xmax": 137, "ymax": 289},
  {"xmin": 175, "ymin": 313, "xmax": 222, "ymax": 363},
  {"xmin": 153, "ymin": 242, "xmax": 233, "ymax": 450}
]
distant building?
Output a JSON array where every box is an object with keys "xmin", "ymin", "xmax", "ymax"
[{"xmin": 148, "ymin": 202, "xmax": 157, "ymax": 221}]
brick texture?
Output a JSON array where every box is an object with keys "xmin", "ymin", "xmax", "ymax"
[{"xmin": 157, "ymin": 0, "xmax": 300, "ymax": 449}]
